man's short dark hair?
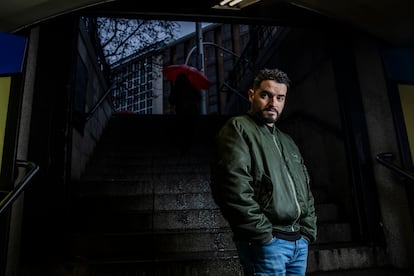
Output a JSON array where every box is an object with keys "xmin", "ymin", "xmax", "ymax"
[{"xmin": 252, "ymin": 68, "xmax": 290, "ymax": 89}]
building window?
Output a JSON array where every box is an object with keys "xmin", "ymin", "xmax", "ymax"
[{"xmin": 111, "ymin": 56, "xmax": 155, "ymax": 113}]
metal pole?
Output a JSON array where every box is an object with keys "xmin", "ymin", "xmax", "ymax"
[
  {"xmin": 196, "ymin": 22, "xmax": 206, "ymax": 114},
  {"xmin": 185, "ymin": 42, "xmax": 242, "ymax": 65}
]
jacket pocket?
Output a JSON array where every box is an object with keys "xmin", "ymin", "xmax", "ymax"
[{"xmin": 252, "ymin": 174, "xmax": 273, "ymax": 209}]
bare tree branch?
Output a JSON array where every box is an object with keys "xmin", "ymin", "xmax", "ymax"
[{"xmin": 95, "ymin": 17, "xmax": 180, "ymax": 65}]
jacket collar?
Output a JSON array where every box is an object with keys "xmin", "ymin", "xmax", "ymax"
[{"xmin": 246, "ymin": 112, "xmax": 275, "ymax": 134}]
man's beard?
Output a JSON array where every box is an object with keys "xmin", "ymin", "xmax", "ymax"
[
  {"xmin": 252, "ymin": 108, "xmax": 279, "ymax": 124},
  {"xmin": 263, "ymin": 108, "xmax": 279, "ymax": 123},
  {"xmin": 263, "ymin": 116, "xmax": 277, "ymax": 124}
]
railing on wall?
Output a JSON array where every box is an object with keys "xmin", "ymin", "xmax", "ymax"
[
  {"xmin": 0, "ymin": 160, "xmax": 39, "ymax": 215},
  {"xmin": 376, "ymin": 152, "xmax": 414, "ymax": 182},
  {"xmin": 223, "ymin": 25, "xmax": 288, "ymax": 114},
  {"xmin": 377, "ymin": 152, "xmax": 414, "ymax": 224},
  {"xmin": 84, "ymin": 82, "xmax": 115, "ymax": 121}
]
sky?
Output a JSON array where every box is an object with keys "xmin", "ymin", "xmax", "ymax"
[
  {"xmin": 177, "ymin": 21, "xmax": 212, "ymax": 38},
  {"xmin": 100, "ymin": 20, "xmax": 212, "ymax": 65}
]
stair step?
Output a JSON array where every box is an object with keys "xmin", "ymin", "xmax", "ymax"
[
  {"xmin": 307, "ymin": 245, "xmax": 389, "ymax": 272},
  {"xmin": 69, "ymin": 230, "xmax": 236, "ymax": 260},
  {"xmin": 76, "ymin": 192, "xmax": 219, "ymax": 212},
  {"xmin": 64, "ymin": 242, "xmax": 389, "ymax": 275},
  {"xmin": 64, "ymin": 115, "xmax": 376, "ymax": 275},
  {"xmin": 316, "ymin": 203, "xmax": 339, "ymax": 221},
  {"xmin": 18, "ymin": 258, "xmax": 243, "ymax": 276},
  {"xmin": 72, "ymin": 209, "xmax": 229, "ymax": 232},
  {"xmin": 78, "ymin": 176, "xmax": 212, "ymax": 197},
  {"xmin": 312, "ymin": 185, "xmax": 329, "ymax": 203},
  {"xmin": 82, "ymin": 163, "xmax": 210, "ymax": 180},
  {"xmin": 20, "ymin": 255, "xmax": 406, "ymax": 276},
  {"xmin": 316, "ymin": 222, "xmax": 353, "ymax": 244},
  {"xmin": 69, "ymin": 221, "xmax": 352, "ymax": 261},
  {"xmin": 85, "ymin": 149, "xmax": 210, "ymax": 168},
  {"xmin": 308, "ymin": 266, "xmax": 414, "ymax": 276},
  {"xmin": 76, "ymin": 194, "xmax": 341, "ymax": 223}
]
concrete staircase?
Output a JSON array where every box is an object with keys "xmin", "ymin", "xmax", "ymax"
[{"xmin": 62, "ymin": 114, "xmax": 393, "ymax": 275}]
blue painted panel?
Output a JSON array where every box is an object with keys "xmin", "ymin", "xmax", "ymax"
[
  {"xmin": 0, "ymin": 32, "xmax": 27, "ymax": 75},
  {"xmin": 382, "ymin": 48, "xmax": 414, "ymax": 84}
]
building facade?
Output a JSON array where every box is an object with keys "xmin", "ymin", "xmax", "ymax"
[
  {"xmin": 110, "ymin": 23, "xmax": 251, "ymax": 115},
  {"xmin": 111, "ymin": 50, "xmax": 164, "ymax": 114}
]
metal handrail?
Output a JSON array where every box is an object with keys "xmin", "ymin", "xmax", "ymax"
[
  {"xmin": 0, "ymin": 160, "xmax": 39, "ymax": 215},
  {"xmin": 376, "ymin": 152, "xmax": 414, "ymax": 181},
  {"xmin": 84, "ymin": 82, "xmax": 116, "ymax": 121},
  {"xmin": 221, "ymin": 82, "xmax": 249, "ymax": 102},
  {"xmin": 184, "ymin": 42, "xmax": 245, "ymax": 66}
]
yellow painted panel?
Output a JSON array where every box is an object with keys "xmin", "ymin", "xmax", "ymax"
[
  {"xmin": 399, "ymin": 84, "xmax": 414, "ymax": 162},
  {"xmin": 0, "ymin": 77, "xmax": 11, "ymax": 171}
]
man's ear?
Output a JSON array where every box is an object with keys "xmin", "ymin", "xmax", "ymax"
[
  {"xmin": 247, "ymin": 88, "xmax": 254, "ymax": 102},
  {"xmin": 248, "ymin": 89, "xmax": 254, "ymax": 101}
]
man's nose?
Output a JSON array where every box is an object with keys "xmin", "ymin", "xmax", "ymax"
[{"xmin": 268, "ymin": 96, "xmax": 277, "ymax": 105}]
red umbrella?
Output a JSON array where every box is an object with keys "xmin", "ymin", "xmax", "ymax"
[{"xmin": 163, "ymin": 64, "xmax": 211, "ymax": 90}]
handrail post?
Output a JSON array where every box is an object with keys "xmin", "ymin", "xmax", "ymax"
[
  {"xmin": 196, "ymin": 22, "xmax": 207, "ymax": 115},
  {"xmin": 376, "ymin": 152, "xmax": 414, "ymax": 181},
  {"xmin": 85, "ymin": 82, "xmax": 116, "ymax": 121},
  {"xmin": 0, "ymin": 160, "xmax": 39, "ymax": 215}
]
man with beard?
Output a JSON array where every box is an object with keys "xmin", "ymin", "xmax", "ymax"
[{"xmin": 210, "ymin": 68, "xmax": 317, "ymax": 276}]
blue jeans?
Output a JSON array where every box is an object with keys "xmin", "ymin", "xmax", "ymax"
[{"xmin": 235, "ymin": 237, "xmax": 309, "ymax": 276}]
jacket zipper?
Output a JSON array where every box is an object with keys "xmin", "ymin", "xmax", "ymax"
[{"xmin": 272, "ymin": 135, "xmax": 301, "ymax": 231}]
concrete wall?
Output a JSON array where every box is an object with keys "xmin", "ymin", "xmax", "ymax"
[
  {"xmin": 259, "ymin": 26, "xmax": 414, "ymax": 269},
  {"xmin": 352, "ymin": 34, "xmax": 414, "ymax": 269},
  {"xmin": 152, "ymin": 55, "xmax": 164, "ymax": 114},
  {"xmin": 273, "ymin": 28, "xmax": 354, "ymax": 224},
  {"xmin": 70, "ymin": 20, "xmax": 113, "ymax": 180},
  {"xmin": 7, "ymin": 26, "xmax": 40, "ymax": 276}
]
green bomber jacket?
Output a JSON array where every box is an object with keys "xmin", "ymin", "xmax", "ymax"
[{"xmin": 210, "ymin": 114, "xmax": 317, "ymax": 244}]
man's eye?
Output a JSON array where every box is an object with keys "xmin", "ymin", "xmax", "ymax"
[
  {"xmin": 276, "ymin": 96, "xmax": 285, "ymax": 102},
  {"xmin": 260, "ymin": 92, "xmax": 271, "ymax": 99}
]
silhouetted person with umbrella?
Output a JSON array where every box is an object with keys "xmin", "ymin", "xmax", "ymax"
[
  {"xmin": 169, "ymin": 73, "xmax": 202, "ymax": 116},
  {"xmin": 168, "ymin": 73, "xmax": 202, "ymax": 155}
]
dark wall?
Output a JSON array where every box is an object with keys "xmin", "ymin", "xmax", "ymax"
[
  {"xmin": 21, "ymin": 16, "xmax": 77, "ymax": 261},
  {"xmin": 261, "ymin": 26, "xmax": 384, "ymax": 244}
]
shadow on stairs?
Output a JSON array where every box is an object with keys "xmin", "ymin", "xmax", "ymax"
[{"xmin": 18, "ymin": 114, "xmax": 409, "ymax": 275}]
